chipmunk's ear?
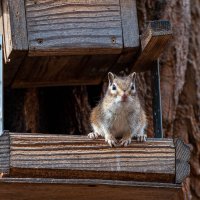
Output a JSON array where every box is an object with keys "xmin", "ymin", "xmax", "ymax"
[
  {"xmin": 129, "ymin": 72, "xmax": 136, "ymax": 83},
  {"xmin": 108, "ymin": 72, "xmax": 116, "ymax": 85}
]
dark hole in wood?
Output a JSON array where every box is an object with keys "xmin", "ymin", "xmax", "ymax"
[
  {"xmin": 111, "ymin": 36, "xmax": 116, "ymax": 44},
  {"xmin": 37, "ymin": 38, "xmax": 43, "ymax": 44}
]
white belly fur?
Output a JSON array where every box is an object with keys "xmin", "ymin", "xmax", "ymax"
[{"xmin": 111, "ymin": 110, "xmax": 130, "ymax": 137}]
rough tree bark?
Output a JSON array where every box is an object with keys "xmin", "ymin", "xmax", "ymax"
[
  {"xmin": 136, "ymin": 0, "xmax": 200, "ymax": 199},
  {"xmin": 3, "ymin": 0, "xmax": 200, "ymax": 199}
]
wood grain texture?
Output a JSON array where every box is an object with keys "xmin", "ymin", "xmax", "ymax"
[
  {"xmin": 2, "ymin": 0, "xmax": 28, "ymax": 58},
  {"xmin": 0, "ymin": 132, "xmax": 10, "ymax": 175},
  {"xmin": 7, "ymin": 0, "xmax": 28, "ymax": 51},
  {"xmin": 120, "ymin": 0, "xmax": 139, "ymax": 48},
  {"xmin": 2, "ymin": 0, "xmax": 28, "ymax": 86},
  {"xmin": 0, "ymin": 178, "xmax": 183, "ymax": 200},
  {"xmin": 8, "ymin": 133, "xmax": 175, "ymax": 182},
  {"xmin": 26, "ymin": 0, "xmax": 123, "ymax": 55},
  {"xmin": 2, "ymin": 0, "xmax": 13, "ymax": 61},
  {"xmin": 12, "ymin": 54, "xmax": 119, "ymax": 88},
  {"xmin": 131, "ymin": 20, "xmax": 172, "ymax": 72},
  {"xmin": 174, "ymin": 139, "xmax": 191, "ymax": 184}
]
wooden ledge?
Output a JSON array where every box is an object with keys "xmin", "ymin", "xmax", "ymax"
[
  {"xmin": 0, "ymin": 178, "xmax": 183, "ymax": 200},
  {"xmin": 132, "ymin": 20, "xmax": 172, "ymax": 72},
  {"xmin": 0, "ymin": 133, "xmax": 190, "ymax": 185}
]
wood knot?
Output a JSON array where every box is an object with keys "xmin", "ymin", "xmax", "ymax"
[{"xmin": 36, "ymin": 38, "xmax": 43, "ymax": 44}]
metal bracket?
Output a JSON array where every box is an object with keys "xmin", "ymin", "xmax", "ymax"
[
  {"xmin": 0, "ymin": 35, "xmax": 3, "ymax": 136},
  {"xmin": 151, "ymin": 59, "xmax": 163, "ymax": 138}
]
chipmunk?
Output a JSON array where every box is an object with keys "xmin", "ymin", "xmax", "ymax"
[{"xmin": 88, "ymin": 72, "xmax": 147, "ymax": 147}]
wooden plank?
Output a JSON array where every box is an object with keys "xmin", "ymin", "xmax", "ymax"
[
  {"xmin": 120, "ymin": 0, "xmax": 139, "ymax": 48},
  {"xmin": 0, "ymin": 132, "xmax": 10, "ymax": 175},
  {"xmin": 0, "ymin": 178, "xmax": 183, "ymax": 200},
  {"xmin": 2, "ymin": 0, "xmax": 28, "ymax": 86},
  {"xmin": 8, "ymin": 133, "xmax": 175, "ymax": 182},
  {"xmin": 131, "ymin": 20, "xmax": 172, "ymax": 72},
  {"xmin": 26, "ymin": 0, "xmax": 123, "ymax": 56},
  {"xmin": 174, "ymin": 139, "xmax": 191, "ymax": 184},
  {"xmin": 12, "ymin": 54, "xmax": 119, "ymax": 88},
  {"xmin": 2, "ymin": 0, "xmax": 12, "ymax": 61},
  {"xmin": 2, "ymin": 0, "xmax": 28, "ymax": 58}
]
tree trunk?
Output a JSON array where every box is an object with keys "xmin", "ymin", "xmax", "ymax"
[{"xmin": 136, "ymin": 0, "xmax": 200, "ymax": 199}]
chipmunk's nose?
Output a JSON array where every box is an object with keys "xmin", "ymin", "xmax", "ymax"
[{"xmin": 122, "ymin": 94, "xmax": 128, "ymax": 101}]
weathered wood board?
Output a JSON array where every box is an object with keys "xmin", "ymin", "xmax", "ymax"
[
  {"xmin": 1, "ymin": 0, "xmax": 141, "ymax": 87},
  {"xmin": 0, "ymin": 132, "xmax": 191, "ymax": 194},
  {"xmin": 0, "ymin": 132, "xmax": 10, "ymax": 175},
  {"xmin": 2, "ymin": 0, "xmax": 28, "ymax": 59},
  {"xmin": 131, "ymin": 20, "xmax": 172, "ymax": 72},
  {"xmin": 12, "ymin": 54, "xmax": 119, "ymax": 87},
  {"xmin": 1, "ymin": 0, "xmax": 28, "ymax": 86},
  {"xmin": 7, "ymin": 133, "xmax": 176, "ymax": 182},
  {"xmin": 0, "ymin": 178, "xmax": 183, "ymax": 200},
  {"xmin": 26, "ymin": 0, "xmax": 124, "ymax": 56},
  {"xmin": 120, "ymin": 0, "xmax": 139, "ymax": 48}
]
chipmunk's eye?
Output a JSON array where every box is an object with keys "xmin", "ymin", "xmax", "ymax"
[
  {"xmin": 131, "ymin": 85, "xmax": 135, "ymax": 90},
  {"xmin": 112, "ymin": 84, "xmax": 117, "ymax": 90}
]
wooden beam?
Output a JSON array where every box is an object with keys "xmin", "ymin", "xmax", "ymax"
[
  {"xmin": 2, "ymin": 0, "xmax": 28, "ymax": 86},
  {"xmin": 8, "ymin": 133, "xmax": 176, "ymax": 183},
  {"xmin": 120, "ymin": 0, "xmax": 139, "ymax": 48},
  {"xmin": 2, "ymin": 0, "xmax": 28, "ymax": 59},
  {"xmin": 12, "ymin": 54, "xmax": 119, "ymax": 88},
  {"xmin": 131, "ymin": 20, "xmax": 172, "ymax": 72},
  {"xmin": 0, "ymin": 133, "xmax": 191, "ymax": 185},
  {"xmin": 0, "ymin": 178, "xmax": 183, "ymax": 200}
]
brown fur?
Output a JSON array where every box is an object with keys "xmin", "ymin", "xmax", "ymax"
[{"xmin": 88, "ymin": 72, "xmax": 147, "ymax": 147}]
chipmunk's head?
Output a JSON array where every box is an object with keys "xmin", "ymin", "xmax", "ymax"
[{"xmin": 107, "ymin": 72, "xmax": 137, "ymax": 103}]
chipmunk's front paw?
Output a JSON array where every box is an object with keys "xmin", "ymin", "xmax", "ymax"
[
  {"xmin": 105, "ymin": 135, "xmax": 118, "ymax": 147},
  {"xmin": 88, "ymin": 132, "xmax": 99, "ymax": 139},
  {"xmin": 120, "ymin": 137, "xmax": 132, "ymax": 147},
  {"xmin": 136, "ymin": 134, "xmax": 147, "ymax": 142}
]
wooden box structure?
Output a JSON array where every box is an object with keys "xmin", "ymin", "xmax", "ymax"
[
  {"xmin": 0, "ymin": 0, "xmax": 191, "ymax": 199},
  {"xmin": 2, "ymin": 0, "xmax": 139, "ymax": 87},
  {"xmin": 0, "ymin": 133, "xmax": 191, "ymax": 200}
]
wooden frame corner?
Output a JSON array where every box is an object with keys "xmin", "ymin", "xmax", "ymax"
[
  {"xmin": 132, "ymin": 20, "xmax": 172, "ymax": 72},
  {"xmin": 174, "ymin": 138, "xmax": 191, "ymax": 184}
]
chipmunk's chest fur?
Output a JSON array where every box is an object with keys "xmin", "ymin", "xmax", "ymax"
[{"xmin": 105, "ymin": 103, "xmax": 131, "ymax": 137}]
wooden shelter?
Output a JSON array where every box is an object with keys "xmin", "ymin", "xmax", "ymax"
[{"xmin": 0, "ymin": 1, "xmax": 190, "ymax": 199}]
